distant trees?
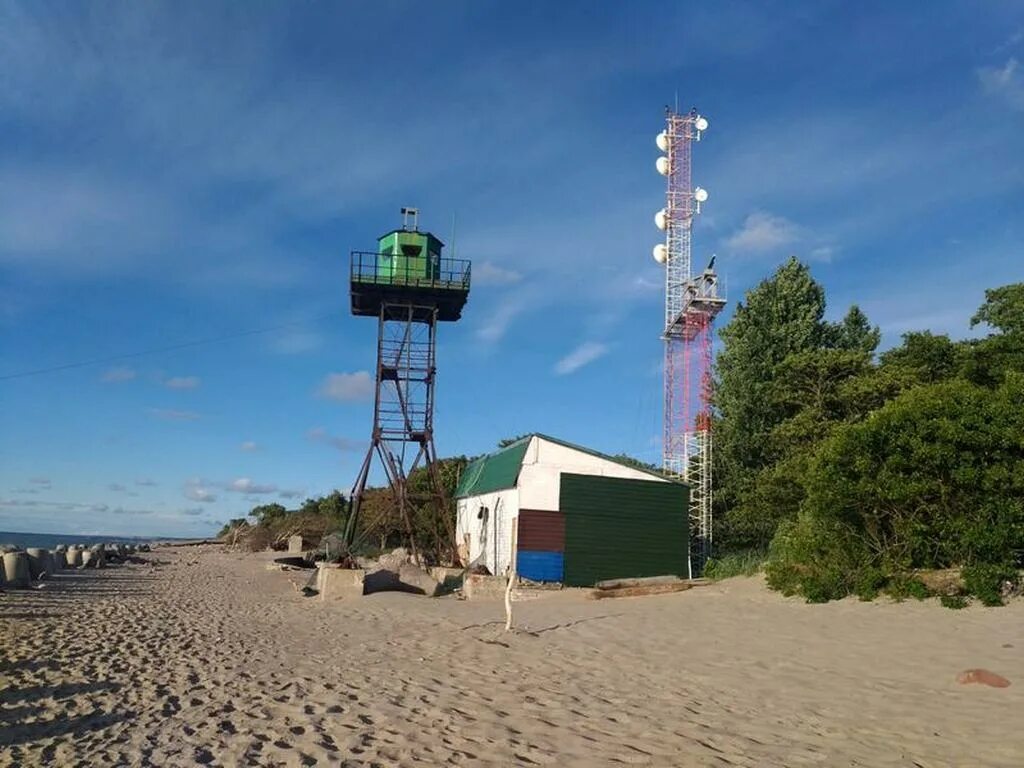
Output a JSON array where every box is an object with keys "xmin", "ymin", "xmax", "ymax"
[{"xmin": 712, "ymin": 258, "xmax": 1023, "ymax": 604}]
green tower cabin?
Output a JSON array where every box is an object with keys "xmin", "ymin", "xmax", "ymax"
[
  {"xmin": 350, "ymin": 207, "xmax": 470, "ymax": 321},
  {"xmin": 344, "ymin": 207, "xmax": 472, "ymax": 565}
]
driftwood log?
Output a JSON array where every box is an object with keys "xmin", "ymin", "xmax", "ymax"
[{"xmin": 588, "ymin": 582, "xmax": 693, "ymax": 600}]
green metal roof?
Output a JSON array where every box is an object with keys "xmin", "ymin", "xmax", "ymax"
[
  {"xmin": 454, "ymin": 434, "xmax": 677, "ymax": 499},
  {"xmin": 455, "ymin": 435, "xmax": 531, "ymax": 498}
]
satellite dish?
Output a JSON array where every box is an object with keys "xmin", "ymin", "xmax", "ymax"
[
  {"xmin": 653, "ymin": 244, "xmax": 667, "ymax": 264},
  {"xmin": 656, "ymin": 156, "xmax": 670, "ymax": 176},
  {"xmin": 694, "ymin": 116, "xmax": 709, "ymax": 132},
  {"xmin": 656, "ymin": 131, "xmax": 669, "ymax": 152},
  {"xmin": 694, "ymin": 187, "xmax": 709, "ymax": 203},
  {"xmin": 654, "ymin": 208, "xmax": 667, "ymax": 231}
]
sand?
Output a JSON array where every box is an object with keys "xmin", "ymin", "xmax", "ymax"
[{"xmin": 1, "ymin": 546, "xmax": 1021, "ymax": 767}]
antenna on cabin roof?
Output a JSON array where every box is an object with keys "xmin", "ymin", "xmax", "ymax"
[{"xmin": 401, "ymin": 206, "xmax": 419, "ymax": 231}]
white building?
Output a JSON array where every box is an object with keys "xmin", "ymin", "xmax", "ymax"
[{"xmin": 454, "ymin": 434, "xmax": 689, "ymax": 586}]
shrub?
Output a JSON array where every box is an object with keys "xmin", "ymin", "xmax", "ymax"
[
  {"xmin": 886, "ymin": 575, "xmax": 931, "ymax": 602},
  {"xmin": 962, "ymin": 563, "xmax": 1017, "ymax": 607},
  {"xmin": 940, "ymin": 594, "xmax": 969, "ymax": 610},
  {"xmin": 703, "ymin": 549, "xmax": 767, "ymax": 580},
  {"xmin": 765, "ymin": 377, "xmax": 1024, "ymax": 603}
]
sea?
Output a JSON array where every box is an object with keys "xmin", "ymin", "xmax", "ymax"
[{"xmin": 0, "ymin": 530, "xmax": 159, "ymax": 550}]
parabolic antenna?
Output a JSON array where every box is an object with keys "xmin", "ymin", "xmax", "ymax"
[
  {"xmin": 694, "ymin": 116, "xmax": 709, "ymax": 132},
  {"xmin": 653, "ymin": 243, "xmax": 667, "ymax": 264},
  {"xmin": 694, "ymin": 186, "xmax": 709, "ymax": 203},
  {"xmin": 656, "ymin": 156, "xmax": 670, "ymax": 176},
  {"xmin": 654, "ymin": 208, "xmax": 667, "ymax": 231},
  {"xmin": 656, "ymin": 131, "xmax": 669, "ymax": 152}
]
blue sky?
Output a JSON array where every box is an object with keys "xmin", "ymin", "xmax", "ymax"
[{"xmin": 1, "ymin": 2, "xmax": 1022, "ymax": 537}]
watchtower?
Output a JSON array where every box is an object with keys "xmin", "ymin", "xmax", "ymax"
[{"xmin": 345, "ymin": 207, "xmax": 471, "ymax": 563}]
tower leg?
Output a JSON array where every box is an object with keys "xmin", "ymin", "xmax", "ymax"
[{"xmin": 341, "ymin": 302, "xmax": 457, "ymax": 565}]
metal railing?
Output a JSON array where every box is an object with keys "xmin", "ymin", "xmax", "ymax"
[{"xmin": 350, "ymin": 251, "xmax": 471, "ymax": 291}]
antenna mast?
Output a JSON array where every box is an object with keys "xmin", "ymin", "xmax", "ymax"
[{"xmin": 654, "ymin": 107, "xmax": 725, "ymax": 576}]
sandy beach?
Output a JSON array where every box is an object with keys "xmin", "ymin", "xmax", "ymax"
[{"xmin": 1, "ymin": 546, "xmax": 1021, "ymax": 767}]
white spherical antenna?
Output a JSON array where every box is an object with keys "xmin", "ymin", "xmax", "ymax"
[
  {"xmin": 694, "ymin": 116, "xmax": 709, "ymax": 132},
  {"xmin": 652, "ymin": 244, "xmax": 668, "ymax": 264},
  {"xmin": 656, "ymin": 156, "xmax": 670, "ymax": 176},
  {"xmin": 694, "ymin": 186, "xmax": 709, "ymax": 203},
  {"xmin": 656, "ymin": 131, "xmax": 669, "ymax": 152},
  {"xmin": 654, "ymin": 208, "xmax": 667, "ymax": 231}
]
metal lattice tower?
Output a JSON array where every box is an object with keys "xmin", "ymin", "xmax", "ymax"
[
  {"xmin": 345, "ymin": 208, "xmax": 471, "ymax": 565},
  {"xmin": 656, "ymin": 108, "xmax": 725, "ymax": 576}
]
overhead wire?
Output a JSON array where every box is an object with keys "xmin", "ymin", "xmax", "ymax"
[{"xmin": 0, "ymin": 313, "xmax": 337, "ymax": 382}]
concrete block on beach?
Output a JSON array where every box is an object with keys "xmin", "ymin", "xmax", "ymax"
[
  {"xmin": 1, "ymin": 551, "xmax": 31, "ymax": 588},
  {"xmin": 463, "ymin": 573, "xmax": 508, "ymax": 601},
  {"xmin": 288, "ymin": 535, "xmax": 304, "ymax": 554},
  {"xmin": 66, "ymin": 547, "xmax": 83, "ymax": 567},
  {"xmin": 316, "ymin": 564, "xmax": 365, "ymax": 600},
  {"xmin": 26, "ymin": 548, "xmax": 54, "ymax": 579},
  {"xmin": 51, "ymin": 549, "xmax": 66, "ymax": 571}
]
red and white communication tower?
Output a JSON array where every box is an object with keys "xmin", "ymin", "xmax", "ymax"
[{"xmin": 654, "ymin": 107, "xmax": 725, "ymax": 576}]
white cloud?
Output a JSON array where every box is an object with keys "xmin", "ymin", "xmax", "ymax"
[
  {"xmin": 554, "ymin": 342, "xmax": 609, "ymax": 375},
  {"xmin": 135, "ymin": 478, "xmax": 158, "ymax": 487},
  {"xmin": 809, "ymin": 246, "xmax": 837, "ymax": 263},
  {"xmin": 101, "ymin": 366, "xmax": 136, "ymax": 383},
  {"xmin": 476, "ymin": 294, "xmax": 528, "ymax": 344},
  {"xmin": 227, "ymin": 477, "xmax": 277, "ymax": 495},
  {"xmin": 278, "ymin": 488, "xmax": 304, "ymax": 500},
  {"xmin": 29, "ymin": 476, "xmax": 51, "ymax": 487},
  {"xmin": 978, "ymin": 58, "xmax": 1024, "ymax": 111},
  {"xmin": 149, "ymin": 408, "xmax": 201, "ymax": 421},
  {"xmin": 107, "ymin": 483, "xmax": 127, "ymax": 492},
  {"xmin": 317, "ymin": 371, "xmax": 374, "ymax": 402},
  {"xmin": 183, "ymin": 482, "xmax": 217, "ymax": 503},
  {"xmin": 180, "ymin": 507, "xmax": 204, "ymax": 516},
  {"xmin": 165, "ymin": 375, "xmax": 200, "ymax": 389},
  {"xmin": 473, "ymin": 262, "xmax": 523, "ymax": 286},
  {"xmin": 724, "ymin": 212, "xmax": 801, "ymax": 254},
  {"xmin": 306, "ymin": 426, "xmax": 364, "ymax": 452},
  {"xmin": 240, "ymin": 440, "xmax": 259, "ymax": 452}
]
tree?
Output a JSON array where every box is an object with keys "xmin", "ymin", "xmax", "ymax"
[
  {"xmin": 964, "ymin": 283, "xmax": 1024, "ymax": 387},
  {"xmin": 250, "ymin": 503, "xmax": 287, "ymax": 526},
  {"xmin": 828, "ymin": 305, "xmax": 880, "ymax": 354},
  {"xmin": 879, "ymin": 331, "xmax": 961, "ymax": 384},
  {"xmin": 497, "ymin": 435, "xmax": 530, "ymax": 449},
  {"xmin": 721, "ymin": 348, "xmax": 872, "ymax": 547},
  {"xmin": 714, "ymin": 257, "xmax": 832, "ymax": 546},
  {"xmin": 971, "ymin": 283, "xmax": 1024, "ymax": 335}
]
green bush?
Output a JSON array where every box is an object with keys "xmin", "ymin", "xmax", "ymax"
[
  {"xmin": 940, "ymin": 594, "xmax": 969, "ymax": 610},
  {"xmin": 886, "ymin": 575, "xmax": 931, "ymax": 602},
  {"xmin": 703, "ymin": 549, "xmax": 767, "ymax": 580},
  {"xmin": 962, "ymin": 563, "xmax": 1017, "ymax": 607},
  {"xmin": 764, "ymin": 377, "xmax": 1024, "ymax": 603}
]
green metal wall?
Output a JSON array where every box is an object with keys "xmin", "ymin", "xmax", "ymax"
[{"xmin": 559, "ymin": 473, "xmax": 688, "ymax": 587}]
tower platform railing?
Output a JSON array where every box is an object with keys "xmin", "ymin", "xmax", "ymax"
[{"xmin": 350, "ymin": 251, "xmax": 471, "ymax": 291}]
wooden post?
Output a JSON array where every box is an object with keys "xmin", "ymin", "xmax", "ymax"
[{"xmin": 504, "ymin": 516, "xmax": 518, "ymax": 632}]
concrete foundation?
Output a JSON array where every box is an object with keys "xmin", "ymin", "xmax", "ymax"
[
  {"xmin": 66, "ymin": 547, "xmax": 82, "ymax": 567},
  {"xmin": 1, "ymin": 551, "xmax": 31, "ymax": 588},
  {"xmin": 316, "ymin": 565, "xmax": 365, "ymax": 601},
  {"xmin": 463, "ymin": 573, "xmax": 508, "ymax": 601},
  {"xmin": 287, "ymin": 535, "xmax": 304, "ymax": 555}
]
